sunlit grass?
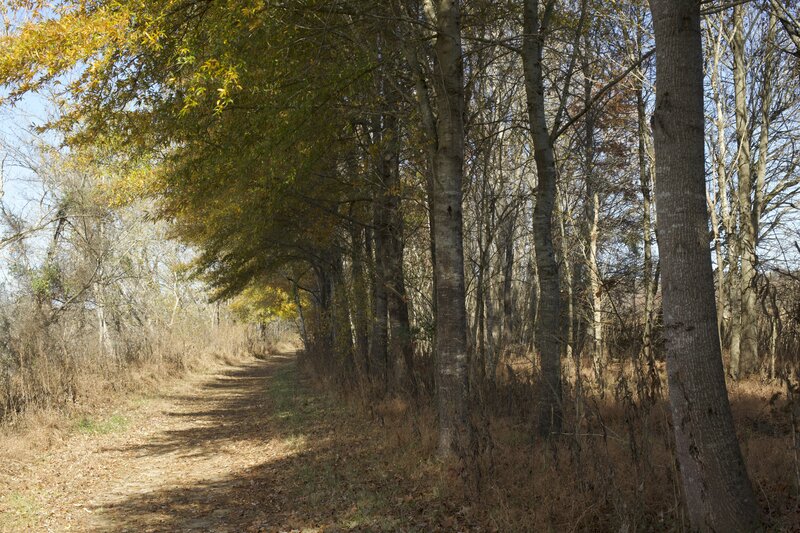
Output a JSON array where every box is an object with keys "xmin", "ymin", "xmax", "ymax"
[
  {"xmin": 75, "ymin": 413, "xmax": 129, "ymax": 435},
  {"xmin": 0, "ymin": 491, "xmax": 40, "ymax": 530}
]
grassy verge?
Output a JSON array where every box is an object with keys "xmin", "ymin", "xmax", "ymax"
[
  {"xmin": 0, "ymin": 491, "xmax": 40, "ymax": 532},
  {"xmin": 74, "ymin": 413, "xmax": 129, "ymax": 435}
]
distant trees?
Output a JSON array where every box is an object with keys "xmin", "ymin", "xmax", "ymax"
[{"xmin": 0, "ymin": 143, "xmax": 238, "ymax": 419}]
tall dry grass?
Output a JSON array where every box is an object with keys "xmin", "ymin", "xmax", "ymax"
[
  {"xmin": 299, "ymin": 343, "xmax": 800, "ymax": 531},
  {"xmin": 0, "ymin": 303, "xmax": 296, "ymax": 461}
]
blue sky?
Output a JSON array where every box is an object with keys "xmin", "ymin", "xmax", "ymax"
[{"xmin": 0, "ymin": 91, "xmax": 62, "ymax": 286}]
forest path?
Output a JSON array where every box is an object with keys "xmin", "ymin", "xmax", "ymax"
[{"xmin": 0, "ymin": 352, "xmax": 442, "ymax": 532}]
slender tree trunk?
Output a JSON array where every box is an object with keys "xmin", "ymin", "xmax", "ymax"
[
  {"xmin": 430, "ymin": 0, "xmax": 472, "ymax": 459},
  {"xmin": 732, "ymin": 4, "xmax": 759, "ymax": 377},
  {"xmin": 401, "ymin": 20, "xmax": 439, "ymax": 384},
  {"xmin": 292, "ymin": 280, "xmax": 309, "ymax": 351},
  {"xmin": 707, "ymin": 16, "xmax": 739, "ymax": 371},
  {"xmin": 522, "ymin": 0, "xmax": 562, "ymax": 437},
  {"xmin": 635, "ymin": 25, "xmax": 656, "ymax": 375},
  {"xmin": 388, "ymin": 264, "xmax": 415, "ymax": 392},
  {"xmin": 707, "ymin": 13, "xmax": 728, "ymax": 344},
  {"xmin": 486, "ymin": 278, "xmax": 500, "ymax": 380},
  {"xmin": 370, "ymin": 202, "xmax": 389, "ymax": 390},
  {"xmin": 635, "ymin": 74, "xmax": 659, "ymax": 400},
  {"xmin": 383, "ymin": 109, "xmax": 416, "ymax": 393},
  {"xmin": 475, "ymin": 266, "xmax": 486, "ymax": 381},
  {"xmin": 754, "ymin": 13, "xmax": 776, "ymax": 235},
  {"xmin": 583, "ymin": 46, "xmax": 603, "ymax": 390},
  {"xmin": 637, "ymin": 121, "xmax": 655, "ymax": 368},
  {"xmin": 316, "ymin": 266, "xmax": 334, "ymax": 351},
  {"xmin": 558, "ymin": 194, "xmax": 574, "ymax": 365},
  {"xmin": 501, "ymin": 210, "xmax": 516, "ymax": 352},
  {"xmin": 768, "ymin": 287, "xmax": 779, "ymax": 380},
  {"xmin": 350, "ymin": 224, "xmax": 371, "ymax": 378},
  {"xmin": 332, "ymin": 254, "xmax": 355, "ymax": 373},
  {"xmin": 649, "ymin": 1, "xmax": 760, "ymax": 529}
]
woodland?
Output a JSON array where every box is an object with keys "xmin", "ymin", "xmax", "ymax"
[{"xmin": 1, "ymin": 0, "xmax": 800, "ymax": 531}]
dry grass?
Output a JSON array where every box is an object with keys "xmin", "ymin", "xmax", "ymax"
[
  {"xmin": 0, "ymin": 346, "xmax": 795, "ymax": 531},
  {"xmin": 302, "ymin": 349, "xmax": 800, "ymax": 531},
  {"xmin": 0, "ymin": 321, "xmax": 263, "ymax": 474}
]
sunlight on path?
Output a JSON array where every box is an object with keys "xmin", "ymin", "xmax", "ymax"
[{"xmin": 2, "ymin": 353, "xmax": 324, "ymax": 532}]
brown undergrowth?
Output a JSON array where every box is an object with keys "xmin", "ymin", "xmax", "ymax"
[
  {"xmin": 303, "ymin": 350, "xmax": 800, "ymax": 531},
  {"xmin": 0, "ymin": 323, "xmax": 258, "ymax": 477},
  {"xmin": 0, "ymin": 349, "xmax": 797, "ymax": 532}
]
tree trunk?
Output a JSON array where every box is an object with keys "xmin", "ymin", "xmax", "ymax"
[
  {"xmin": 370, "ymin": 203, "xmax": 389, "ymax": 390},
  {"xmin": 500, "ymin": 210, "xmax": 516, "ymax": 352},
  {"xmin": 732, "ymin": 3, "xmax": 759, "ymax": 377},
  {"xmin": 430, "ymin": 0, "xmax": 472, "ymax": 459},
  {"xmin": 558, "ymin": 193, "xmax": 575, "ymax": 366},
  {"xmin": 522, "ymin": 0, "xmax": 562, "ymax": 437},
  {"xmin": 707, "ymin": 23, "xmax": 739, "ymax": 365},
  {"xmin": 350, "ymin": 224, "xmax": 371, "ymax": 378},
  {"xmin": 635, "ymin": 25, "xmax": 656, "ymax": 377},
  {"xmin": 383, "ymin": 109, "xmax": 416, "ymax": 393},
  {"xmin": 583, "ymin": 45, "xmax": 603, "ymax": 391},
  {"xmin": 649, "ymin": 0, "xmax": 761, "ymax": 529},
  {"xmin": 292, "ymin": 280, "xmax": 309, "ymax": 352},
  {"xmin": 332, "ymin": 254, "xmax": 355, "ymax": 374}
]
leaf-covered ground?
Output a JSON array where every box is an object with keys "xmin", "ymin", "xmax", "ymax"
[
  {"xmin": 4, "ymin": 351, "xmax": 799, "ymax": 532},
  {"xmin": 0, "ymin": 353, "xmax": 469, "ymax": 532}
]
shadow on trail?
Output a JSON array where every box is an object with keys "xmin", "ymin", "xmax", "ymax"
[
  {"xmin": 102, "ymin": 355, "xmax": 300, "ymax": 460},
  {"xmin": 92, "ymin": 353, "xmax": 430, "ymax": 533}
]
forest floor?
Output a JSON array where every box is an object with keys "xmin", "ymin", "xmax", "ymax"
[
  {"xmin": 2, "ymin": 351, "xmax": 798, "ymax": 532},
  {"xmin": 0, "ymin": 352, "xmax": 463, "ymax": 532}
]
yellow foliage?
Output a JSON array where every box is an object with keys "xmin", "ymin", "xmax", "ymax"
[{"xmin": 229, "ymin": 284, "xmax": 297, "ymax": 324}]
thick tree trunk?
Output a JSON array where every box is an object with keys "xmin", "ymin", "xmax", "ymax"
[
  {"xmin": 732, "ymin": 4, "xmax": 759, "ymax": 377},
  {"xmin": 649, "ymin": 0, "xmax": 761, "ymax": 529},
  {"xmin": 522, "ymin": 0, "xmax": 562, "ymax": 437},
  {"xmin": 430, "ymin": 0, "xmax": 472, "ymax": 459}
]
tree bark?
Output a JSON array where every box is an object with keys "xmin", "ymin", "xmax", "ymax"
[
  {"xmin": 583, "ymin": 43, "xmax": 603, "ymax": 391},
  {"xmin": 500, "ymin": 209, "xmax": 516, "ymax": 351},
  {"xmin": 649, "ymin": 0, "xmax": 761, "ymax": 529},
  {"xmin": 382, "ymin": 108, "xmax": 416, "ymax": 393},
  {"xmin": 370, "ymin": 200, "xmax": 389, "ymax": 390},
  {"xmin": 634, "ymin": 20, "xmax": 660, "ymax": 402},
  {"xmin": 430, "ymin": 0, "xmax": 473, "ymax": 459},
  {"xmin": 350, "ymin": 224, "xmax": 371, "ymax": 378},
  {"xmin": 732, "ymin": 3, "xmax": 759, "ymax": 377},
  {"xmin": 522, "ymin": 0, "xmax": 562, "ymax": 437}
]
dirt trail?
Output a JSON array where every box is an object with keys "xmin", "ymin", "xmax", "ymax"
[{"xmin": 0, "ymin": 352, "xmax": 442, "ymax": 532}]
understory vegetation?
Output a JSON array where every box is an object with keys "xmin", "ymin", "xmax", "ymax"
[{"xmin": 299, "ymin": 339, "xmax": 800, "ymax": 530}]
